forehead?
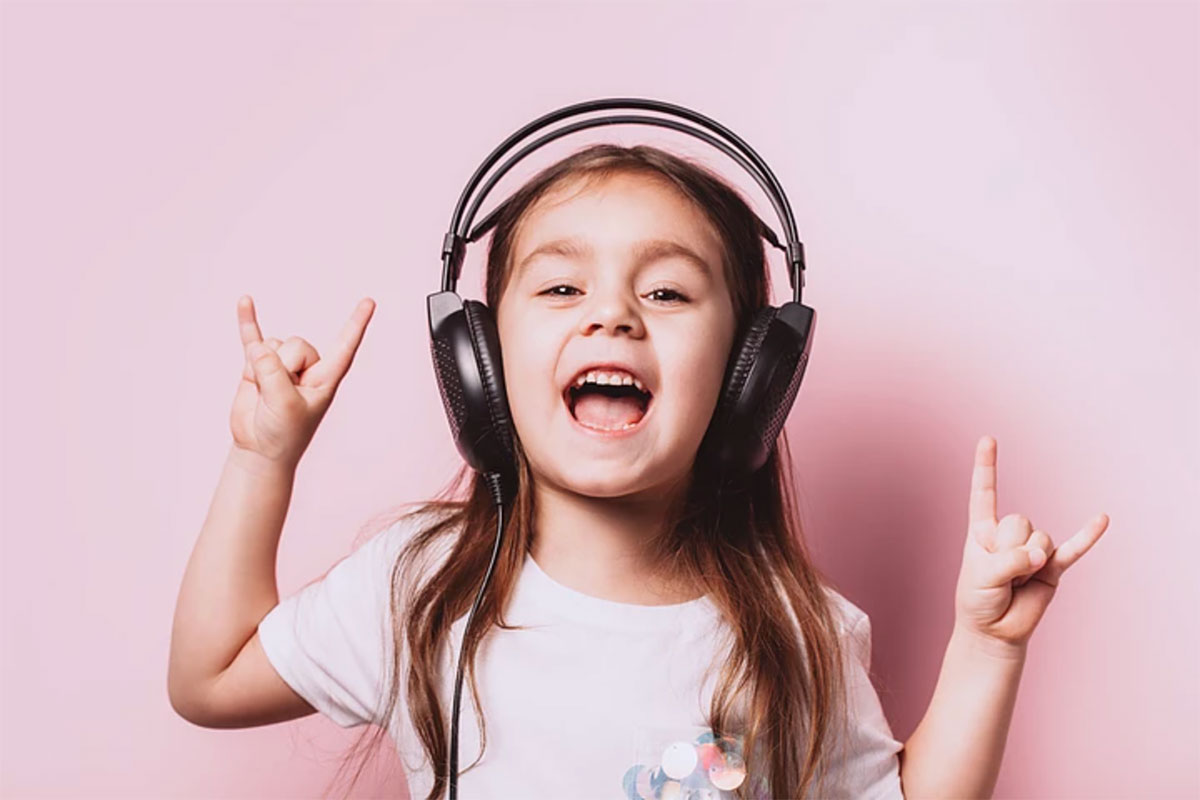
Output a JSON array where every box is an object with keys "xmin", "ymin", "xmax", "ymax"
[{"xmin": 511, "ymin": 171, "xmax": 724, "ymax": 270}]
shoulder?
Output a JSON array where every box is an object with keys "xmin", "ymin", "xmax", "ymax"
[
  {"xmin": 820, "ymin": 583, "xmax": 870, "ymax": 636},
  {"xmin": 364, "ymin": 503, "xmax": 462, "ymax": 585},
  {"xmin": 819, "ymin": 584, "xmax": 876, "ymax": 670},
  {"xmin": 312, "ymin": 504, "xmax": 463, "ymax": 632}
]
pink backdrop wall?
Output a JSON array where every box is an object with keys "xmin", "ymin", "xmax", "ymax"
[{"xmin": 2, "ymin": 1, "xmax": 1195, "ymax": 797}]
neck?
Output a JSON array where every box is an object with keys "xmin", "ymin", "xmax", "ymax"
[{"xmin": 527, "ymin": 472, "xmax": 701, "ymax": 606}]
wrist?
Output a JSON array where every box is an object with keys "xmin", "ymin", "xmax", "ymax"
[
  {"xmin": 227, "ymin": 444, "xmax": 297, "ymax": 480},
  {"xmin": 951, "ymin": 622, "xmax": 1029, "ymax": 663}
]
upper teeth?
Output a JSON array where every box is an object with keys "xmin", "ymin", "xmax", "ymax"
[{"xmin": 574, "ymin": 369, "xmax": 647, "ymax": 393}]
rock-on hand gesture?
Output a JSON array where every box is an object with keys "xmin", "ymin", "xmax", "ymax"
[{"xmin": 230, "ymin": 294, "xmax": 375, "ymax": 471}]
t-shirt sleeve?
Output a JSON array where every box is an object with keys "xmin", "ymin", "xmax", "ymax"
[
  {"xmin": 821, "ymin": 610, "xmax": 906, "ymax": 799},
  {"xmin": 256, "ymin": 511, "xmax": 435, "ymax": 728}
]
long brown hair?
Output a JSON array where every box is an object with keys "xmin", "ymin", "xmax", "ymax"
[{"xmin": 326, "ymin": 143, "xmax": 854, "ymax": 800}]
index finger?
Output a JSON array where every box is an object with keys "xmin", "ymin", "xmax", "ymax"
[
  {"xmin": 311, "ymin": 297, "xmax": 376, "ymax": 386},
  {"xmin": 969, "ymin": 435, "xmax": 998, "ymax": 531},
  {"xmin": 237, "ymin": 295, "xmax": 265, "ymax": 348},
  {"xmin": 1041, "ymin": 513, "xmax": 1110, "ymax": 584}
]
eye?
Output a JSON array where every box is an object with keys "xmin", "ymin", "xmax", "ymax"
[
  {"xmin": 538, "ymin": 285, "xmax": 690, "ymax": 303},
  {"xmin": 648, "ymin": 287, "xmax": 689, "ymax": 304},
  {"xmin": 541, "ymin": 284, "xmax": 582, "ymax": 298}
]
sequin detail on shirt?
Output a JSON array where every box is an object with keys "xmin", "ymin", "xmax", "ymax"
[{"xmin": 620, "ymin": 731, "xmax": 769, "ymax": 799}]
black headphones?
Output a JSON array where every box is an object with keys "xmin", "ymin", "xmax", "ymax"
[
  {"xmin": 426, "ymin": 98, "xmax": 816, "ymax": 798},
  {"xmin": 427, "ymin": 97, "xmax": 816, "ymax": 505}
]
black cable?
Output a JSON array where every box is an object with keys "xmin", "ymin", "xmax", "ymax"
[{"xmin": 448, "ymin": 471, "xmax": 508, "ymax": 800}]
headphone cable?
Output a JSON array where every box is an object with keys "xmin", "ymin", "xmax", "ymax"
[{"xmin": 448, "ymin": 471, "xmax": 507, "ymax": 800}]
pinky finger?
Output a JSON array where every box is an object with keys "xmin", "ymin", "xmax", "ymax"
[{"xmin": 1046, "ymin": 513, "xmax": 1110, "ymax": 578}]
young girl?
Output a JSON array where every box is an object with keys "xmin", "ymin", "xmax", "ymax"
[{"xmin": 169, "ymin": 143, "xmax": 1109, "ymax": 800}]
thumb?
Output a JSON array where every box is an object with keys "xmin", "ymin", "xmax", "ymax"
[
  {"xmin": 246, "ymin": 340, "xmax": 300, "ymax": 403},
  {"xmin": 979, "ymin": 544, "xmax": 1046, "ymax": 589}
]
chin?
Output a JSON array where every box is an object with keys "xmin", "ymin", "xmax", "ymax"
[
  {"xmin": 549, "ymin": 456, "xmax": 697, "ymax": 502},
  {"xmin": 554, "ymin": 465, "xmax": 652, "ymax": 499}
]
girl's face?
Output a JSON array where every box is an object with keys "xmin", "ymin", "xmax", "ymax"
[{"xmin": 495, "ymin": 170, "xmax": 738, "ymax": 501}]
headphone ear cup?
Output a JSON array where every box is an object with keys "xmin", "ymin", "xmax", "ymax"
[
  {"xmin": 427, "ymin": 291, "xmax": 517, "ymax": 492},
  {"xmin": 462, "ymin": 298, "xmax": 516, "ymax": 463},
  {"xmin": 702, "ymin": 302, "xmax": 816, "ymax": 479}
]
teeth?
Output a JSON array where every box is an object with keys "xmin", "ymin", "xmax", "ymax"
[
  {"xmin": 577, "ymin": 419, "xmax": 642, "ymax": 431},
  {"xmin": 572, "ymin": 369, "xmax": 648, "ymax": 394}
]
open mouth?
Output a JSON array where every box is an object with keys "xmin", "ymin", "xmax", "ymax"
[{"xmin": 563, "ymin": 381, "xmax": 654, "ymax": 433}]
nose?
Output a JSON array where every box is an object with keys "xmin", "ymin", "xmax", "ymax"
[{"xmin": 577, "ymin": 286, "xmax": 646, "ymax": 338}]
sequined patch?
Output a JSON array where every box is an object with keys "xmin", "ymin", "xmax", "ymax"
[{"xmin": 622, "ymin": 731, "xmax": 766, "ymax": 800}]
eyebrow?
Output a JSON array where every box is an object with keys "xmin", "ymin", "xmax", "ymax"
[{"xmin": 516, "ymin": 236, "xmax": 714, "ymax": 279}]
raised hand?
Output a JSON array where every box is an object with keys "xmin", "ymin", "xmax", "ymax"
[
  {"xmin": 954, "ymin": 435, "xmax": 1109, "ymax": 653},
  {"xmin": 230, "ymin": 294, "xmax": 376, "ymax": 470}
]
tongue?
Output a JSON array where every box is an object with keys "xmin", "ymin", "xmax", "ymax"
[{"xmin": 573, "ymin": 393, "xmax": 646, "ymax": 429}]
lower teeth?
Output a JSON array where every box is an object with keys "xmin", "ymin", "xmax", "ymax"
[{"xmin": 580, "ymin": 420, "xmax": 639, "ymax": 431}]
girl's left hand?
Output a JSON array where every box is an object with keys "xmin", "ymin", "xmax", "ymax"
[{"xmin": 954, "ymin": 435, "xmax": 1109, "ymax": 653}]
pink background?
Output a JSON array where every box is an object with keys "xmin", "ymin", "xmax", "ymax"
[{"xmin": 2, "ymin": 1, "xmax": 1196, "ymax": 798}]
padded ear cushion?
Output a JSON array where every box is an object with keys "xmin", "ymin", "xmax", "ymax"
[
  {"xmin": 717, "ymin": 306, "xmax": 779, "ymax": 424},
  {"xmin": 705, "ymin": 303, "xmax": 814, "ymax": 477},
  {"xmin": 461, "ymin": 299, "xmax": 516, "ymax": 476},
  {"xmin": 699, "ymin": 307, "xmax": 778, "ymax": 479}
]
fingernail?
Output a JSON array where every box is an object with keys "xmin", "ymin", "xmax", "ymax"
[{"xmin": 1030, "ymin": 548, "xmax": 1046, "ymax": 567}]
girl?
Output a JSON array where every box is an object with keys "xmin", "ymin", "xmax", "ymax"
[{"xmin": 169, "ymin": 143, "xmax": 1109, "ymax": 800}]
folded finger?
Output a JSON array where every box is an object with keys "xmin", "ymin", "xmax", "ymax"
[
  {"xmin": 243, "ymin": 337, "xmax": 283, "ymax": 382},
  {"xmin": 276, "ymin": 337, "xmax": 320, "ymax": 380},
  {"xmin": 245, "ymin": 339, "xmax": 298, "ymax": 401},
  {"xmin": 1013, "ymin": 529, "xmax": 1054, "ymax": 587},
  {"xmin": 979, "ymin": 542, "xmax": 1047, "ymax": 589}
]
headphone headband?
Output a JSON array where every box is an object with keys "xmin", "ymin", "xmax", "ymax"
[{"xmin": 439, "ymin": 97, "xmax": 806, "ymax": 304}]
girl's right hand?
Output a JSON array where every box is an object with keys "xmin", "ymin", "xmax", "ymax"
[{"xmin": 230, "ymin": 294, "xmax": 376, "ymax": 471}]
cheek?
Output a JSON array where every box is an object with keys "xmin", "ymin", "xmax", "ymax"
[
  {"xmin": 498, "ymin": 329, "xmax": 558, "ymax": 410},
  {"xmin": 663, "ymin": 350, "xmax": 727, "ymax": 419}
]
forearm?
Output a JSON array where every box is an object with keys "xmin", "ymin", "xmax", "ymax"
[
  {"xmin": 899, "ymin": 625, "xmax": 1027, "ymax": 798},
  {"xmin": 168, "ymin": 444, "xmax": 295, "ymax": 708}
]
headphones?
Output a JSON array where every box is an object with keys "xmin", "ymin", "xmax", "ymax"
[
  {"xmin": 427, "ymin": 97, "xmax": 816, "ymax": 504},
  {"xmin": 426, "ymin": 97, "xmax": 815, "ymax": 798}
]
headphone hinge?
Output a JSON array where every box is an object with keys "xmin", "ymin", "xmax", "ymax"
[{"xmin": 442, "ymin": 232, "xmax": 467, "ymax": 284}]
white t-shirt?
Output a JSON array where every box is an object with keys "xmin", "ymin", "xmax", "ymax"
[{"xmin": 258, "ymin": 510, "xmax": 904, "ymax": 799}]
